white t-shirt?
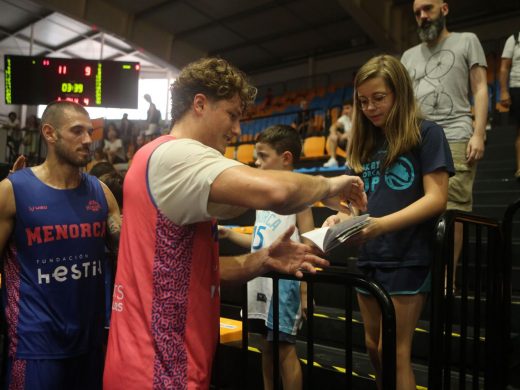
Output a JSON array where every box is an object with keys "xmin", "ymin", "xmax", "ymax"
[
  {"xmin": 501, "ymin": 34, "xmax": 520, "ymax": 88},
  {"xmin": 337, "ymin": 114, "xmax": 352, "ymax": 134},
  {"xmin": 147, "ymin": 138, "xmax": 244, "ymax": 225},
  {"xmin": 104, "ymin": 138, "xmax": 125, "ymax": 161}
]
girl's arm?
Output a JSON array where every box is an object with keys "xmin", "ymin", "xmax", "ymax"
[{"xmin": 360, "ymin": 169, "xmax": 449, "ymax": 240}]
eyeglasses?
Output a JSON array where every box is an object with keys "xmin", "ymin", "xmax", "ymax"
[{"xmin": 358, "ymin": 93, "xmax": 391, "ymax": 110}]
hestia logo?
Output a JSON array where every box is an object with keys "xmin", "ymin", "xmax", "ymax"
[
  {"xmin": 37, "ymin": 260, "xmax": 102, "ymax": 284},
  {"xmin": 384, "ymin": 157, "xmax": 415, "ymax": 190}
]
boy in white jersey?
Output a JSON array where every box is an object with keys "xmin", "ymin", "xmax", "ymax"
[{"xmin": 220, "ymin": 125, "xmax": 313, "ymax": 390}]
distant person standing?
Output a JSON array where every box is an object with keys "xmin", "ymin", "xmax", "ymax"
[
  {"xmin": 499, "ymin": 32, "xmax": 520, "ymax": 179},
  {"xmin": 401, "ymin": 0, "xmax": 488, "ymax": 289},
  {"xmin": 143, "ymin": 94, "xmax": 161, "ymax": 140},
  {"xmin": 4, "ymin": 112, "xmax": 22, "ymax": 162},
  {"xmin": 119, "ymin": 113, "xmax": 135, "ymax": 154}
]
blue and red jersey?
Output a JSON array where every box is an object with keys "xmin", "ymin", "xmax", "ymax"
[{"xmin": 4, "ymin": 169, "xmax": 108, "ymax": 359}]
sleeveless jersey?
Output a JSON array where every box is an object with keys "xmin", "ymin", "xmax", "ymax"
[
  {"xmin": 4, "ymin": 169, "xmax": 108, "ymax": 359},
  {"xmin": 104, "ymin": 135, "xmax": 220, "ymax": 390},
  {"xmin": 247, "ymin": 210, "xmax": 303, "ymax": 335}
]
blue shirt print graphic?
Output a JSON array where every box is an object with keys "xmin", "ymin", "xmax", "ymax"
[{"xmin": 384, "ymin": 157, "xmax": 415, "ymax": 190}]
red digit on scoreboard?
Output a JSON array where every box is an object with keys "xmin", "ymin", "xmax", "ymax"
[
  {"xmin": 85, "ymin": 66, "xmax": 92, "ymax": 77},
  {"xmin": 58, "ymin": 65, "xmax": 67, "ymax": 75}
]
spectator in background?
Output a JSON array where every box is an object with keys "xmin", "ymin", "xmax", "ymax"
[
  {"xmin": 104, "ymin": 123, "xmax": 126, "ymax": 164},
  {"xmin": 499, "ymin": 32, "xmax": 520, "ymax": 179},
  {"xmin": 126, "ymin": 132, "xmax": 146, "ymax": 163},
  {"xmin": 119, "ymin": 113, "xmax": 135, "ymax": 155},
  {"xmin": 86, "ymin": 146, "xmax": 109, "ymax": 172},
  {"xmin": 4, "ymin": 112, "xmax": 22, "ymax": 162},
  {"xmin": 22, "ymin": 115, "xmax": 40, "ymax": 164},
  {"xmin": 401, "ymin": 0, "xmax": 488, "ymax": 290},
  {"xmin": 143, "ymin": 94, "xmax": 161, "ymax": 140},
  {"xmin": 220, "ymin": 125, "xmax": 313, "ymax": 390},
  {"xmin": 292, "ymin": 99, "xmax": 313, "ymax": 139},
  {"xmin": 89, "ymin": 161, "xmax": 117, "ymax": 179},
  {"xmin": 323, "ymin": 100, "xmax": 354, "ymax": 168}
]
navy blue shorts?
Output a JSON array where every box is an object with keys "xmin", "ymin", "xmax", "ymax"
[
  {"xmin": 248, "ymin": 319, "xmax": 296, "ymax": 344},
  {"xmin": 5, "ymin": 348, "xmax": 104, "ymax": 390},
  {"xmin": 357, "ymin": 265, "xmax": 431, "ymax": 295}
]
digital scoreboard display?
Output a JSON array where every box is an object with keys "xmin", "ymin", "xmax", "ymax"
[{"xmin": 4, "ymin": 55, "xmax": 140, "ymax": 108}]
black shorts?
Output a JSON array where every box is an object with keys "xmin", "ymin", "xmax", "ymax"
[
  {"xmin": 510, "ymin": 87, "xmax": 520, "ymax": 125},
  {"xmin": 248, "ymin": 319, "xmax": 296, "ymax": 344},
  {"xmin": 357, "ymin": 265, "xmax": 431, "ymax": 295}
]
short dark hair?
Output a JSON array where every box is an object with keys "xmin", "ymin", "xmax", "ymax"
[
  {"xmin": 41, "ymin": 101, "xmax": 89, "ymax": 131},
  {"xmin": 98, "ymin": 171, "xmax": 124, "ymax": 210},
  {"xmin": 89, "ymin": 161, "xmax": 116, "ymax": 178},
  {"xmin": 170, "ymin": 57, "xmax": 257, "ymax": 124},
  {"xmin": 256, "ymin": 125, "xmax": 302, "ymax": 163}
]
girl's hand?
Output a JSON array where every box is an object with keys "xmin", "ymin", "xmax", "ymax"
[{"xmin": 348, "ymin": 217, "xmax": 386, "ymax": 245}]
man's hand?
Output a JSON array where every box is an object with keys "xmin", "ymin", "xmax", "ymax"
[
  {"xmin": 322, "ymin": 176, "xmax": 367, "ymax": 212},
  {"xmin": 265, "ymin": 226, "xmax": 329, "ymax": 278},
  {"xmin": 466, "ymin": 133, "xmax": 485, "ymax": 164},
  {"xmin": 500, "ymin": 90, "xmax": 512, "ymax": 108}
]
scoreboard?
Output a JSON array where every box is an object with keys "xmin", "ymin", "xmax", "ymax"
[{"xmin": 4, "ymin": 55, "xmax": 140, "ymax": 108}]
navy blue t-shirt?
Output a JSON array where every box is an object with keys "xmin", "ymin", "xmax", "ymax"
[{"xmin": 346, "ymin": 120, "xmax": 454, "ymax": 267}]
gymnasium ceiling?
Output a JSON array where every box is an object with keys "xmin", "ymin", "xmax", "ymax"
[{"xmin": 1, "ymin": 0, "xmax": 520, "ymax": 78}]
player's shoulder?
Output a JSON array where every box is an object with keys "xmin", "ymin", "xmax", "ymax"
[{"xmin": 0, "ymin": 178, "xmax": 16, "ymax": 216}]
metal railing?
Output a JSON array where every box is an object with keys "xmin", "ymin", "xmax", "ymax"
[
  {"xmin": 501, "ymin": 198, "xmax": 520, "ymax": 388},
  {"xmin": 429, "ymin": 210, "xmax": 508, "ymax": 389},
  {"xmin": 239, "ymin": 270, "xmax": 396, "ymax": 390}
]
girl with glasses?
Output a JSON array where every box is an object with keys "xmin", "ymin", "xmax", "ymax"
[{"xmin": 324, "ymin": 54, "xmax": 454, "ymax": 390}]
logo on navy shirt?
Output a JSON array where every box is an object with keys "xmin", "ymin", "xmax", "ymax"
[
  {"xmin": 384, "ymin": 157, "xmax": 415, "ymax": 190},
  {"xmin": 86, "ymin": 200, "xmax": 102, "ymax": 212}
]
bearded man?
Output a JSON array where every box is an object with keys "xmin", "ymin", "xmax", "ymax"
[
  {"xmin": 401, "ymin": 0, "xmax": 488, "ymax": 290},
  {"xmin": 0, "ymin": 101, "xmax": 121, "ymax": 389}
]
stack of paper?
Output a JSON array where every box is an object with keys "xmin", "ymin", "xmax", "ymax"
[{"xmin": 301, "ymin": 214, "xmax": 370, "ymax": 253}]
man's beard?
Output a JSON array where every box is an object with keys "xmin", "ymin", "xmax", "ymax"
[
  {"xmin": 417, "ymin": 12, "xmax": 446, "ymax": 43},
  {"xmin": 55, "ymin": 138, "xmax": 92, "ymax": 167}
]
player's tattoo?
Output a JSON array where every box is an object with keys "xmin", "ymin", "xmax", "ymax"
[{"xmin": 107, "ymin": 214, "xmax": 121, "ymax": 258}]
